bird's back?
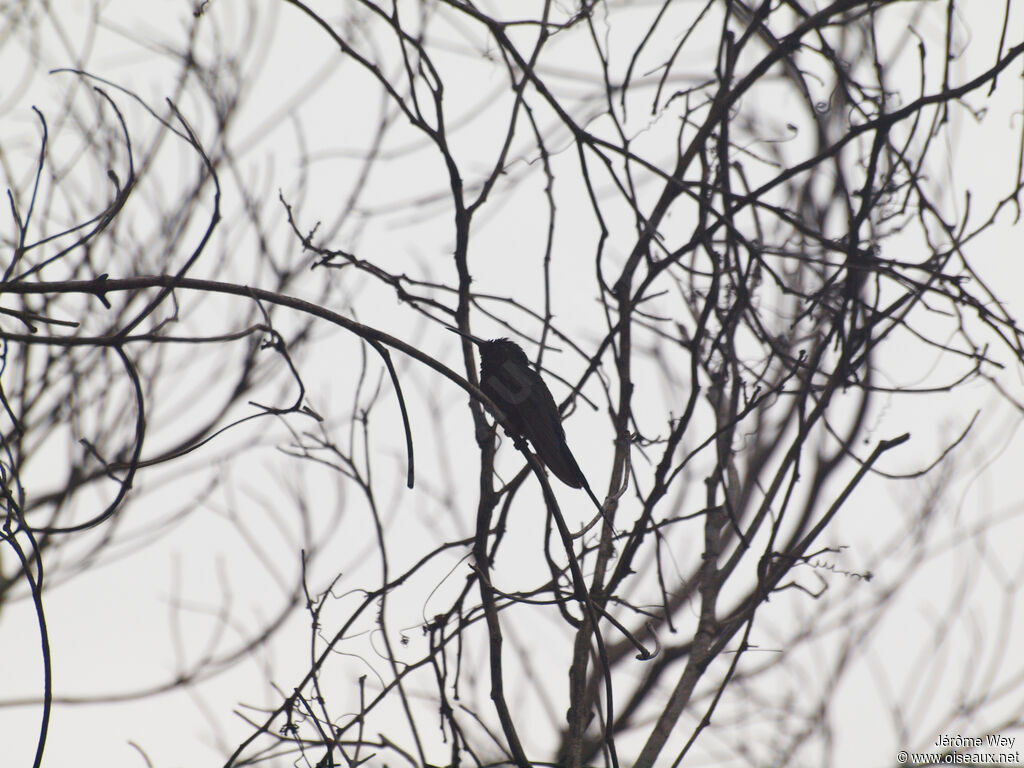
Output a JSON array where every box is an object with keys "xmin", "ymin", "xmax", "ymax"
[{"xmin": 478, "ymin": 343, "xmax": 585, "ymax": 489}]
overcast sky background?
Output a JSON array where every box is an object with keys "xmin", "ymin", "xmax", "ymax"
[{"xmin": 1, "ymin": 2, "xmax": 1023, "ymax": 766}]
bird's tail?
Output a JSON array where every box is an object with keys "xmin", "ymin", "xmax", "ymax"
[
  {"xmin": 538, "ymin": 441, "xmax": 586, "ymax": 489},
  {"xmin": 537, "ymin": 441, "xmax": 617, "ymax": 533}
]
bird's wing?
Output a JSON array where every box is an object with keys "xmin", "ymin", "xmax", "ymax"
[{"xmin": 522, "ymin": 379, "xmax": 585, "ymax": 489}]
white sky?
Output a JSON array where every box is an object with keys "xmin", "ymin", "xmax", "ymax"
[{"xmin": 1, "ymin": 2, "xmax": 1023, "ymax": 766}]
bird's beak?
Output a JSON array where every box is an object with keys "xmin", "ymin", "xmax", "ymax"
[{"xmin": 447, "ymin": 326, "xmax": 488, "ymax": 347}]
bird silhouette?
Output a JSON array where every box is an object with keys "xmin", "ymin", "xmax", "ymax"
[{"xmin": 450, "ymin": 327, "xmax": 605, "ymax": 514}]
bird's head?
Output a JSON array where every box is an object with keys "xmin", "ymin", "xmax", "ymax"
[{"xmin": 448, "ymin": 328, "xmax": 531, "ymax": 368}]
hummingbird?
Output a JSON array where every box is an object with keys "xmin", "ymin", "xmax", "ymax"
[{"xmin": 449, "ymin": 327, "xmax": 605, "ymax": 514}]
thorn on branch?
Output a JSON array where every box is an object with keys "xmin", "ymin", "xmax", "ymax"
[{"xmin": 93, "ymin": 274, "xmax": 111, "ymax": 308}]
